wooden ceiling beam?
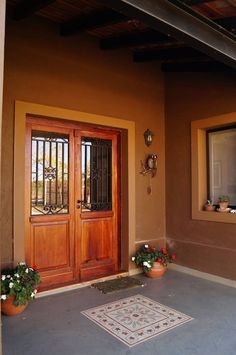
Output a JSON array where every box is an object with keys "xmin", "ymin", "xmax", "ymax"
[
  {"xmin": 162, "ymin": 61, "xmax": 236, "ymax": 72},
  {"xmin": 100, "ymin": 0, "xmax": 236, "ymax": 69},
  {"xmin": 100, "ymin": 30, "xmax": 174, "ymax": 50},
  {"xmin": 10, "ymin": 0, "xmax": 55, "ymax": 20},
  {"xmin": 60, "ymin": 9, "xmax": 126, "ymax": 36},
  {"xmin": 133, "ymin": 46, "xmax": 205, "ymax": 62}
]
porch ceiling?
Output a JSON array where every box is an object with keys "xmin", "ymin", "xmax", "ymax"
[{"xmin": 6, "ymin": 0, "xmax": 236, "ymax": 71}]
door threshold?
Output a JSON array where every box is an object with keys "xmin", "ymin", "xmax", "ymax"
[{"xmin": 36, "ymin": 271, "xmax": 129, "ymax": 299}]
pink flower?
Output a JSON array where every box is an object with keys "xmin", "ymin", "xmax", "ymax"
[{"xmin": 171, "ymin": 254, "xmax": 176, "ymax": 260}]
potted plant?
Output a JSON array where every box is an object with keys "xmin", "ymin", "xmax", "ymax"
[
  {"xmin": 218, "ymin": 195, "xmax": 230, "ymax": 211},
  {"xmin": 132, "ymin": 244, "xmax": 176, "ymax": 278},
  {"xmin": 204, "ymin": 199, "xmax": 215, "ymax": 211},
  {"xmin": 1, "ymin": 262, "xmax": 41, "ymax": 316}
]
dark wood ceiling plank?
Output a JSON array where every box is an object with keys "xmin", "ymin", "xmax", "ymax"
[
  {"xmin": 100, "ymin": 0, "xmax": 236, "ymax": 69},
  {"xmin": 100, "ymin": 30, "xmax": 174, "ymax": 50},
  {"xmin": 162, "ymin": 61, "xmax": 236, "ymax": 72},
  {"xmin": 133, "ymin": 46, "xmax": 205, "ymax": 62},
  {"xmin": 10, "ymin": 0, "xmax": 56, "ymax": 20},
  {"xmin": 215, "ymin": 17, "xmax": 236, "ymax": 32},
  {"xmin": 60, "ymin": 8, "xmax": 126, "ymax": 36},
  {"xmin": 181, "ymin": 0, "xmax": 212, "ymax": 6}
]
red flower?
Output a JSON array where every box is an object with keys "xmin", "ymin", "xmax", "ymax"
[
  {"xmin": 171, "ymin": 254, "xmax": 176, "ymax": 260},
  {"xmin": 161, "ymin": 248, "xmax": 167, "ymax": 255},
  {"xmin": 157, "ymin": 258, "xmax": 162, "ymax": 262},
  {"xmin": 32, "ymin": 265, "xmax": 38, "ymax": 270}
]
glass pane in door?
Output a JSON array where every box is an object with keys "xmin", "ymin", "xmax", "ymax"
[
  {"xmin": 31, "ymin": 130, "xmax": 69, "ymax": 215},
  {"xmin": 81, "ymin": 137, "xmax": 112, "ymax": 211}
]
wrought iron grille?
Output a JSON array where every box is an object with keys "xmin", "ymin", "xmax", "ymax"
[
  {"xmin": 31, "ymin": 130, "xmax": 69, "ymax": 215},
  {"xmin": 81, "ymin": 137, "xmax": 112, "ymax": 211}
]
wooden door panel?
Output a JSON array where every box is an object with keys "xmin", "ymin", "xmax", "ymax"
[
  {"xmin": 25, "ymin": 120, "xmax": 75, "ymax": 288},
  {"xmin": 80, "ymin": 219, "xmax": 113, "ymax": 264},
  {"xmin": 32, "ymin": 220, "xmax": 70, "ymax": 270},
  {"xmin": 75, "ymin": 129, "xmax": 120, "ymax": 281}
]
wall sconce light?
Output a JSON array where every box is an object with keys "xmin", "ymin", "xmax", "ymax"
[{"xmin": 144, "ymin": 129, "xmax": 154, "ymax": 147}]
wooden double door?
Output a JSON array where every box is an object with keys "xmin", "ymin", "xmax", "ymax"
[{"xmin": 25, "ymin": 117, "xmax": 120, "ymax": 288}]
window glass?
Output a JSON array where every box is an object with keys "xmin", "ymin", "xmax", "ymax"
[
  {"xmin": 81, "ymin": 137, "xmax": 112, "ymax": 211},
  {"xmin": 31, "ymin": 130, "xmax": 69, "ymax": 215},
  {"xmin": 208, "ymin": 127, "xmax": 236, "ymax": 206}
]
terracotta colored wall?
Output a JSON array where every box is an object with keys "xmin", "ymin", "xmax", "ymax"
[
  {"xmin": 165, "ymin": 72, "xmax": 236, "ymax": 280},
  {"xmin": 1, "ymin": 16, "xmax": 165, "ymax": 265}
]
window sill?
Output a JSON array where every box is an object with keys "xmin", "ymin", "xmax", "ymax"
[{"xmin": 192, "ymin": 210, "xmax": 236, "ymax": 224}]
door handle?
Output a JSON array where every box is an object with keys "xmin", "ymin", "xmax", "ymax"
[{"xmin": 76, "ymin": 200, "xmax": 82, "ymax": 209}]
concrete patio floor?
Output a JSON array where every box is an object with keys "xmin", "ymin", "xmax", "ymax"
[{"xmin": 3, "ymin": 270, "xmax": 236, "ymax": 355}]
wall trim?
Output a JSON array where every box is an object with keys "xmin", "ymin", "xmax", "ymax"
[
  {"xmin": 14, "ymin": 100, "xmax": 136, "ymax": 268},
  {"xmin": 170, "ymin": 263, "xmax": 236, "ymax": 288}
]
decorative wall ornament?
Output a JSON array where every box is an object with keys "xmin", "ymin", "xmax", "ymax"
[{"xmin": 140, "ymin": 154, "xmax": 158, "ymax": 178}]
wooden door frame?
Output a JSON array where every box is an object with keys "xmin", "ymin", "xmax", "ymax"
[{"xmin": 14, "ymin": 101, "xmax": 136, "ymax": 275}]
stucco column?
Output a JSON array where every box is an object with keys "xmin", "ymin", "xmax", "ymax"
[{"xmin": 0, "ymin": 1, "xmax": 6, "ymax": 354}]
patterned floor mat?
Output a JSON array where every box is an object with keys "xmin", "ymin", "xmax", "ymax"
[{"xmin": 81, "ymin": 294, "xmax": 193, "ymax": 347}]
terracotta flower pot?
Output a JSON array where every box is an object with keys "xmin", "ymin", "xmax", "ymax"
[
  {"xmin": 146, "ymin": 262, "xmax": 166, "ymax": 278},
  {"xmin": 204, "ymin": 204, "xmax": 215, "ymax": 211},
  {"xmin": 1, "ymin": 296, "xmax": 28, "ymax": 316}
]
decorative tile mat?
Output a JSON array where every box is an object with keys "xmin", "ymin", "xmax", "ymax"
[{"xmin": 81, "ymin": 294, "xmax": 193, "ymax": 347}]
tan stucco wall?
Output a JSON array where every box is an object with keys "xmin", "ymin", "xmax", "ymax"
[
  {"xmin": 2, "ymin": 16, "xmax": 165, "ymax": 266},
  {"xmin": 165, "ymin": 72, "xmax": 236, "ymax": 280}
]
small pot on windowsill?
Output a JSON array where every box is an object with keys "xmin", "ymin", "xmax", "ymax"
[
  {"xmin": 204, "ymin": 204, "xmax": 216, "ymax": 212},
  {"xmin": 218, "ymin": 195, "xmax": 230, "ymax": 212},
  {"xmin": 204, "ymin": 200, "xmax": 216, "ymax": 211},
  {"xmin": 219, "ymin": 201, "xmax": 229, "ymax": 210}
]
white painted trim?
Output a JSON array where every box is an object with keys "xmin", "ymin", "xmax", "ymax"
[{"xmin": 169, "ymin": 264, "xmax": 236, "ymax": 288}]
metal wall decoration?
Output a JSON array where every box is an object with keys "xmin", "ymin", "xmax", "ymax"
[
  {"xmin": 81, "ymin": 137, "xmax": 112, "ymax": 211},
  {"xmin": 140, "ymin": 154, "xmax": 158, "ymax": 177},
  {"xmin": 31, "ymin": 130, "xmax": 69, "ymax": 215}
]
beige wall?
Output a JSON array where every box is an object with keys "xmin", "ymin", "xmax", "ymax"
[
  {"xmin": 165, "ymin": 72, "xmax": 236, "ymax": 280},
  {"xmin": 2, "ymin": 16, "xmax": 165, "ymax": 266}
]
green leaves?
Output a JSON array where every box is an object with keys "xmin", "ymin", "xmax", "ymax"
[
  {"xmin": 1, "ymin": 262, "xmax": 41, "ymax": 306},
  {"xmin": 131, "ymin": 244, "xmax": 176, "ymax": 273}
]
